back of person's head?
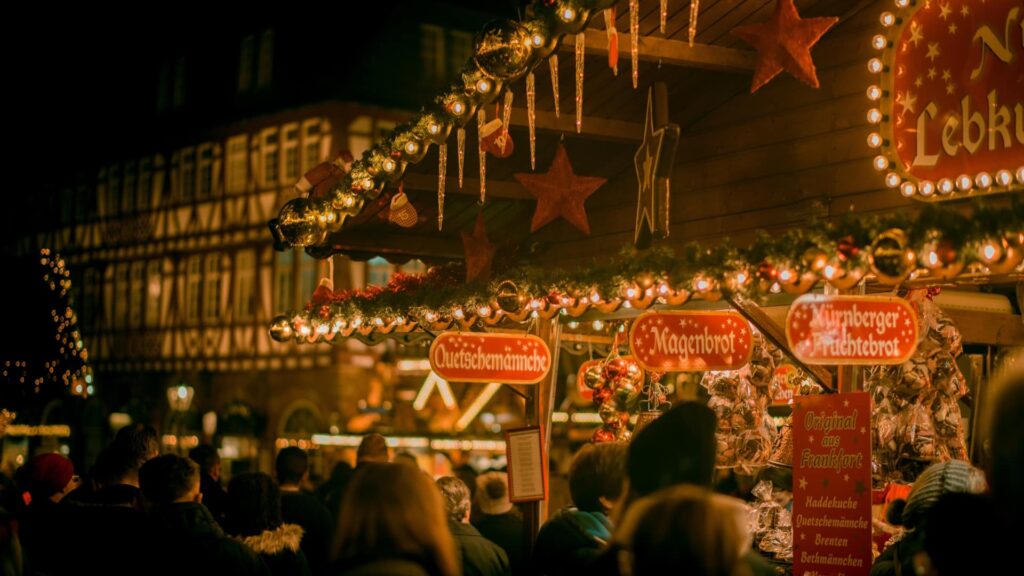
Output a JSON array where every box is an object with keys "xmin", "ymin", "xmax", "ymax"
[
  {"xmin": 111, "ymin": 424, "xmax": 159, "ymax": 472},
  {"xmin": 436, "ymin": 476, "xmax": 471, "ymax": 523},
  {"xmin": 329, "ymin": 460, "xmax": 354, "ymax": 482},
  {"xmin": 617, "ymin": 485, "xmax": 751, "ymax": 576},
  {"xmin": 395, "ymin": 451, "xmax": 420, "ymax": 469},
  {"xmin": 628, "ymin": 402, "xmax": 717, "ymax": 496},
  {"xmin": 988, "ymin": 370, "xmax": 1024, "ymax": 531},
  {"xmin": 334, "ymin": 463, "xmax": 458, "ymax": 576},
  {"xmin": 227, "ymin": 472, "xmax": 282, "ymax": 537},
  {"xmin": 476, "ymin": 471, "xmax": 512, "ymax": 516},
  {"xmin": 188, "ymin": 444, "xmax": 220, "ymax": 475},
  {"xmin": 569, "ymin": 442, "xmax": 628, "ymax": 513},
  {"xmin": 923, "ymin": 492, "xmax": 1003, "ymax": 575},
  {"xmin": 22, "ymin": 453, "xmax": 75, "ymax": 502},
  {"xmin": 356, "ymin": 433, "xmax": 390, "ymax": 465},
  {"xmin": 139, "ymin": 454, "xmax": 200, "ymax": 505},
  {"xmin": 275, "ymin": 446, "xmax": 308, "ymax": 485},
  {"xmin": 900, "ymin": 460, "xmax": 986, "ymax": 529}
]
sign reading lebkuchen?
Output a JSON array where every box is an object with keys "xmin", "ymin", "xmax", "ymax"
[
  {"xmin": 428, "ymin": 332, "xmax": 551, "ymax": 384},
  {"xmin": 793, "ymin": 392, "xmax": 872, "ymax": 576},
  {"xmin": 629, "ymin": 311, "xmax": 753, "ymax": 372},
  {"xmin": 874, "ymin": 0, "xmax": 1023, "ymax": 200},
  {"xmin": 786, "ymin": 295, "xmax": 918, "ymax": 365}
]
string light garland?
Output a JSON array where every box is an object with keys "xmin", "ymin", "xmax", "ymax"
[{"xmin": 269, "ymin": 203, "xmax": 1023, "ymax": 343}]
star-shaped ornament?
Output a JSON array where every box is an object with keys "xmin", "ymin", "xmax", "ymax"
[
  {"xmin": 732, "ymin": 0, "xmax": 839, "ymax": 92},
  {"xmin": 514, "ymin": 143, "xmax": 606, "ymax": 235},
  {"xmin": 634, "ymin": 86, "xmax": 680, "ymax": 248},
  {"xmin": 461, "ymin": 213, "xmax": 496, "ymax": 283}
]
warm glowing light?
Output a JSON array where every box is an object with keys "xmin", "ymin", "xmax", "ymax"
[
  {"xmin": 453, "ymin": 308, "xmax": 465, "ymax": 319},
  {"xmin": 938, "ymin": 179, "xmax": 954, "ymax": 194},
  {"xmin": 451, "ymin": 100, "xmax": 466, "ymax": 115},
  {"xmin": 428, "ymin": 122, "xmax": 441, "ymax": 135},
  {"xmin": 867, "ymin": 58, "xmax": 884, "ymax": 73},
  {"xmin": 404, "ymin": 140, "xmax": 420, "ymax": 155},
  {"xmin": 919, "ymin": 180, "xmax": 935, "ymax": 196},
  {"xmin": 476, "ymin": 79, "xmax": 492, "ymax": 94},
  {"xmin": 873, "ymin": 155, "xmax": 889, "ymax": 171},
  {"xmin": 956, "ymin": 174, "xmax": 972, "ymax": 191},
  {"xmin": 900, "ymin": 181, "xmax": 916, "ymax": 197},
  {"xmin": 824, "ymin": 265, "xmax": 838, "ymax": 279},
  {"xmin": 880, "ymin": 12, "xmax": 895, "ymax": 27},
  {"xmin": 478, "ymin": 306, "xmax": 491, "ymax": 317},
  {"xmin": 531, "ymin": 33, "xmax": 544, "ymax": 47},
  {"xmin": 996, "ymin": 170, "xmax": 1012, "ymax": 186},
  {"xmin": 625, "ymin": 287, "xmax": 638, "ymax": 299},
  {"xmin": 1016, "ymin": 167, "xmax": 1024, "ymax": 184},
  {"xmin": 872, "ymin": 34, "xmax": 887, "ymax": 50},
  {"xmin": 736, "ymin": 272, "xmax": 748, "ymax": 285},
  {"xmin": 657, "ymin": 282, "xmax": 670, "ymax": 295},
  {"xmin": 867, "ymin": 109, "xmax": 883, "ymax": 124},
  {"xmin": 894, "ymin": 0, "xmax": 909, "ymax": 9},
  {"xmin": 778, "ymin": 269, "xmax": 794, "ymax": 283},
  {"xmin": 382, "ymin": 158, "xmax": 396, "ymax": 173},
  {"xmin": 560, "ymin": 7, "xmax": 576, "ymax": 21},
  {"xmin": 867, "ymin": 133, "xmax": 883, "ymax": 148},
  {"xmin": 567, "ymin": 321, "xmax": 579, "ymax": 330},
  {"xmin": 885, "ymin": 173, "xmax": 901, "ymax": 188},
  {"xmin": 867, "ymin": 85, "xmax": 882, "ymax": 101},
  {"xmin": 592, "ymin": 320, "xmax": 605, "ymax": 331},
  {"xmin": 981, "ymin": 242, "xmax": 1001, "ymax": 263},
  {"xmin": 455, "ymin": 382, "xmax": 503, "ymax": 430},
  {"xmin": 975, "ymin": 172, "xmax": 992, "ymax": 189}
]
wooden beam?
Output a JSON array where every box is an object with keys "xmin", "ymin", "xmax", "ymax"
[
  {"xmin": 941, "ymin": 309, "xmax": 1024, "ymax": 347},
  {"xmin": 402, "ymin": 173, "xmax": 532, "ymax": 201},
  {"xmin": 507, "ymin": 107, "xmax": 643, "ymax": 142},
  {"xmin": 726, "ymin": 295, "xmax": 835, "ymax": 392},
  {"xmin": 326, "ymin": 231, "xmax": 464, "ymax": 260},
  {"xmin": 561, "ymin": 28, "xmax": 757, "ymax": 73}
]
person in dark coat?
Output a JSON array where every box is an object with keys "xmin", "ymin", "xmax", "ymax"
[
  {"xmin": 437, "ymin": 476, "xmax": 509, "ymax": 576},
  {"xmin": 276, "ymin": 447, "xmax": 333, "ymax": 576},
  {"xmin": 532, "ymin": 442, "xmax": 626, "ymax": 576},
  {"xmin": 139, "ymin": 454, "xmax": 269, "ymax": 576},
  {"xmin": 472, "ymin": 472, "xmax": 525, "ymax": 574},
  {"xmin": 16, "ymin": 453, "xmax": 81, "ymax": 576},
  {"xmin": 227, "ymin": 472, "xmax": 310, "ymax": 576},
  {"xmin": 190, "ymin": 444, "xmax": 228, "ymax": 525},
  {"xmin": 590, "ymin": 402, "xmax": 777, "ymax": 576},
  {"xmin": 331, "ymin": 463, "xmax": 458, "ymax": 576},
  {"xmin": 314, "ymin": 461, "xmax": 353, "ymax": 523}
]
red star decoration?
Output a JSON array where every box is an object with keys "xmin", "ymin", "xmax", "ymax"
[
  {"xmin": 461, "ymin": 213, "xmax": 496, "ymax": 283},
  {"xmin": 514, "ymin": 143, "xmax": 606, "ymax": 235},
  {"xmin": 732, "ymin": 0, "xmax": 838, "ymax": 93}
]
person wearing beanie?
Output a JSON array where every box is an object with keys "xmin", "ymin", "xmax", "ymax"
[
  {"xmin": 870, "ymin": 460, "xmax": 986, "ymax": 576},
  {"xmin": 17, "ymin": 453, "xmax": 80, "ymax": 575},
  {"xmin": 472, "ymin": 472, "xmax": 525, "ymax": 574}
]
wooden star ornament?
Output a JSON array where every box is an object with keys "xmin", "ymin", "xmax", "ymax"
[
  {"xmin": 462, "ymin": 213, "xmax": 496, "ymax": 283},
  {"xmin": 514, "ymin": 143, "xmax": 607, "ymax": 235},
  {"xmin": 732, "ymin": 0, "xmax": 838, "ymax": 93},
  {"xmin": 634, "ymin": 85, "xmax": 679, "ymax": 248}
]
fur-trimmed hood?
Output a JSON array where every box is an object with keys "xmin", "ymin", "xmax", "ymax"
[{"xmin": 238, "ymin": 523, "xmax": 304, "ymax": 555}]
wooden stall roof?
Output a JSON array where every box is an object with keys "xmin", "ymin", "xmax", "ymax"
[{"xmin": 325, "ymin": 0, "xmax": 878, "ymax": 264}]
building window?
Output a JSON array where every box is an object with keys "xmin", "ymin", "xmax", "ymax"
[
  {"xmin": 260, "ymin": 128, "xmax": 279, "ymax": 187},
  {"xmin": 274, "ymin": 250, "xmax": 295, "ymax": 312},
  {"xmin": 282, "ymin": 123, "xmax": 300, "ymax": 182},
  {"xmin": 107, "ymin": 164, "xmax": 121, "ymax": 218},
  {"xmin": 173, "ymin": 56, "xmax": 187, "ymax": 108},
  {"xmin": 298, "ymin": 252, "xmax": 319, "ymax": 306},
  {"xmin": 122, "ymin": 162, "xmax": 137, "ymax": 214},
  {"xmin": 203, "ymin": 254, "xmax": 222, "ymax": 322},
  {"xmin": 449, "ymin": 31, "xmax": 473, "ymax": 79},
  {"xmin": 235, "ymin": 250, "xmax": 256, "ymax": 321},
  {"xmin": 83, "ymin": 268, "xmax": 100, "ymax": 328},
  {"xmin": 197, "ymin": 144, "xmax": 214, "ymax": 198},
  {"xmin": 157, "ymin": 60, "xmax": 172, "ymax": 112},
  {"xmin": 257, "ymin": 29, "xmax": 274, "ymax": 88},
  {"xmin": 400, "ymin": 259, "xmax": 426, "ymax": 275},
  {"xmin": 129, "ymin": 261, "xmax": 145, "ymax": 329},
  {"xmin": 238, "ymin": 35, "xmax": 255, "ymax": 93},
  {"xmin": 366, "ymin": 256, "xmax": 392, "ymax": 287},
  {"xmin": 226, "ymin": 135, "xmax": 248, "ymax": 194},
  {"xmin": 302, "ymin": 120, "xmax": 324, "ymax": 172},
  {"xmin": 179, "ymin": 148, "xmax": 195, "ymax": 201},
  {"xmin": 420, "ymin": 24, "xmax": 446, "ymax": 86},
  {"xmin": 146, "ymin": 260, "xmax": 162, "ymax": 327},
  {"xmin": 115, "ymin": 263, "xmax": 130, "ymax": 329},
  {"xmin": 186, "ymin": 256, "xmax": 202, "ymax": 323},
  {"xmin": 138, "ymin": 157, "xmax": 152, "ymax": 212}
]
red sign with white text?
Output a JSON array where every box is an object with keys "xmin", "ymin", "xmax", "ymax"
[
  {"xmin": 787, "ymin": 295, "xmax": 918, "ymax": 365},
  {"xmin": 429, "ymin": 332, "xmax": 550, "ymax": 384},
  {"xmin": 793, "ymin": 392, "xmax": 872, "ymax": 576},
  {"xmin": 882, "ymin": 0, "xmax": 1023, "ymax": 194},
  {"xmin": 629, "ymin": 311, "xmax": 752, "ymax": 372}
]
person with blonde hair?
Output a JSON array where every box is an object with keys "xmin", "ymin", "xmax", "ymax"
[
  {"xmin": 615, "ymin": 485, "xmax": 752, "ymax": 576},
  {"xmin": 473, "ymin": 472, "xmax": 524, "ymax": 574},
  {"xmin": 332, "ymin": 463, "xmax": 458, "ymax": 576}
]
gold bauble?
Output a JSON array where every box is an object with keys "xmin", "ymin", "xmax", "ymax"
[
  {"xmin": 277, "ymin": 198, "xmax": 327, "ymax": 247},
  {"xmin": 269, "ymin": 315, "xmax": 294, "ymax": 343},
  {"xmin": 495, "ymin": 280, "xmax": 522, "ymax": 313},
  {"xmin": 919, "ymin": 234, "xmax": 965, "ymax": 280},
  {"xmin": 474, "ymin": 20, "xmax": 532, "ymax": 81},
  {"xmin": 869, "ymin": 228, "xmax": 916, "ymax": 285}
]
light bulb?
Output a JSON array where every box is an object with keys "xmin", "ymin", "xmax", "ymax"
[
  {"xmin": 561, "ymin": 7, "xmax": 576, "ymax": 22},
  {"xmin": 885, "ymin": 172, "xmax": 901, "ymax": 188},
  {"xmin": 867, "ymin": 132, "xmax": 883, "ymax": 148},
  {"xmin": 873, "ymin": 155, "xmax": 889, "ymax": 171},
  {"xmin": 867, "ymin": 85, "xmax": 883, "ymax": 101},
  {"xmin": 900, "ymin": 181, "xmax": 916, "ymax": 197},
  {"xmin": 382, "ymin": 158, "xmax": 396, "ymax": 173},
  {"xmin": 975, "ymin": 172, "xmax": 992, "ymax": 189},
  {"xmin": 476, "ymin": 79, "xmax": 491, "ymax": 94},
  {"xmin": 956, "ymin": 174, "xmax": 972, "ymax": 191},
  {"xmin": 996, "ymin": 170, "xmax": 1012, "ymax": 186},
  {"xmin": 919, "ymin": 180, "xmax": 935, "ymax": 196},
  {"xmin": 867, "ymin": 109, "xmax": 883, "ymax": 124},
  {"xmin": 880, "ymin": 12, "xmax": 895, "ymax": 27},
  {"xmin": 938, "ymin": 178, "xmax": 954, "ymax": 194},
  {"xmin": 868, "ymin": 58, "xmax": 884, "ymax": 73},
  {"xmin": 872, "ymin": 35, "xmax": 887, "ymax": 50}
]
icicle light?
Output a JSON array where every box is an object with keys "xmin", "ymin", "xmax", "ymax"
[
  {"xmin": 477, "ymin": 108, "xmax": 487, "ymax": 204},
  {"xmin": 457, "ymin": 127, "xmax": 465, "ymax": 190},
  {"xmin": 630, "ymin": 0, "xmax": 639, "ymax": 88},
  {"xmin": 575, "ymin": 32, "xmax": 585, "ymax": 133},
  {"xmin": 689, "ymin": 0, "xmax": 701, "ymax": 47},
  {"xmin": 526, "ymin": 71, "xmax": 536, "ymax": 170},
  {"xmin": 438, "ymin": 143, "xmax": 447, "ymax": 230},
  {"xmin": 549, "ymin": 55, "xmax": 560, "ymax": 118}
]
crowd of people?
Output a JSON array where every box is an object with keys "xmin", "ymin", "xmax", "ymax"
[{"xmin": 0, "ymin": 371, "xmax": 1020, "ymax": 576}]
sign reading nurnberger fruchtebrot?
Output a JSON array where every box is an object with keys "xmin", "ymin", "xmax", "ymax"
[
  {"xmin": 786, "ymin": 295, "xmax": 918, "ymax": 365},
  {"xmin": 428, "ymin": 332, "xmax": 551, "ymax": 384}
]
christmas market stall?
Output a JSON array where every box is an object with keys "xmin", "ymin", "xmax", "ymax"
[{"xmin": 264, "ymin": 0, "xmax": 1023, "ymax": 572}]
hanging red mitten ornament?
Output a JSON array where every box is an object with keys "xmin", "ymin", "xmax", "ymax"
[{"xmin": 480, "ymin": 117, "xmax": 514, "ymax": 159}]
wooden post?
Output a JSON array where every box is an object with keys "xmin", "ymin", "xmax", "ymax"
[{"xmin": 521, "ymin": 318, "xmax": 561, "ymax": 557}]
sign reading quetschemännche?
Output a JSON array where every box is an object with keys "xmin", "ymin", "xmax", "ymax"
[
  {"xmin": 428, "ymin": 332, "xmax": 551, "ymax": 384},
  {"xmin": 793, "ymin": 393, "xmax": 872, "ymax": 576},
  {"xmin": 629, "ymin": 311, "xmax": 753, "ymax": 372},
  {"xmin": 786, "ymin": 295, "xmax": 918, "ymax": 365}
]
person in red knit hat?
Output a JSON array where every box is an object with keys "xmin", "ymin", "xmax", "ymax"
[{"xmin": 17, "ymin": 453, "xmax": 80, "ymax": 575}]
